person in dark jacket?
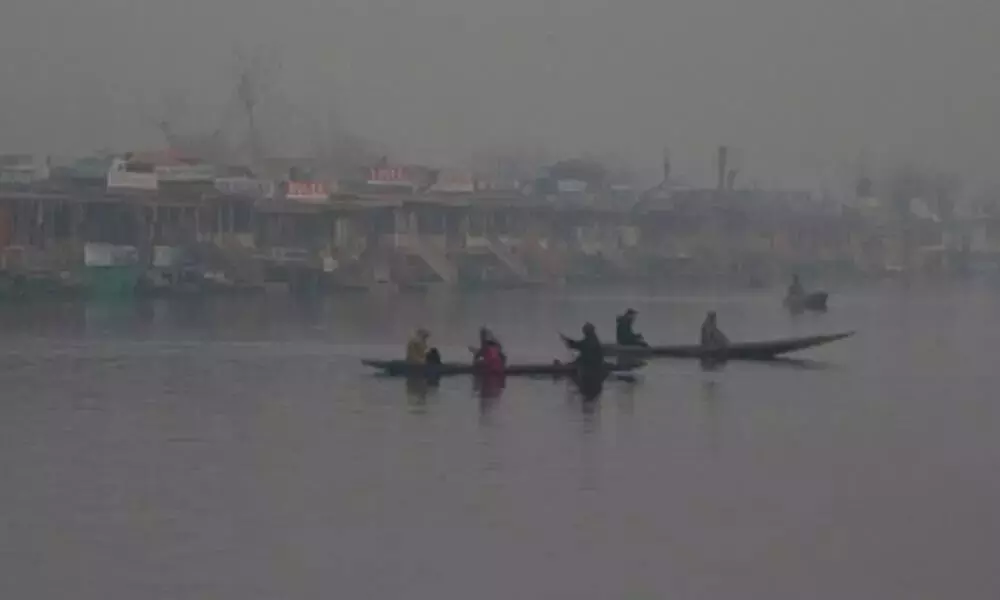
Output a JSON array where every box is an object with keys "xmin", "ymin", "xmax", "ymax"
[
  {"xmin": 615, "ymin": 308, "xmax": 648, "ymax": 347},
  {"xmin": 425, "ymin": 347, "xmax": 442, "ymax": 366},
  {"xmin": 563, "ymin": 322, "xmax": 605, "ymax": 372},
  {"xmin": 700, "ymin": 311, "xmax": 730, "ymax": 349},
  {"xmin": 787, "ymin": 274, "xmax": 805, "ymax": 301}
]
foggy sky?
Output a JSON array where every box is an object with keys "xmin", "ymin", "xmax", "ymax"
[{"xmin": 3, "ymin": 0, "xmax": 999, "ymax": 186}]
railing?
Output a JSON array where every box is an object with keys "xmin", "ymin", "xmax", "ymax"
[
  {"xmin": 484, "ymin": 235, "xmax": 530, "ymax": 280},
  {"xmin": 388, "ymin": 232, "xmax": 457, "ymax": 283},
  {"xmin": 260, "ymin": 246, "xmax": 313, "ymax": 265}
]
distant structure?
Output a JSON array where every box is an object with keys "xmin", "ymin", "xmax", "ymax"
[{"xmin": 717, "ymin": 145, "xmax": 728, "ymax": 190}]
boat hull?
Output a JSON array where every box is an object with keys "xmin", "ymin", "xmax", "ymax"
[
  {"xmin": 785, "ymin": 291, "xmax": 829, "ymax": 312},
  {"xmin": 603, "ymin": 331, "xmax": 854, "ymax": 361}
]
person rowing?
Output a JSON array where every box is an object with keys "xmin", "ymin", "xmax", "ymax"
[
  {"xmin": 785, "ymin": 274, "xmax": 807, "ymax": 311},
  {"xmin": 471, "ymin": 327, "xmax": 506, "ymax": 374},
  {"xmin": 700, "ymin": 311, "xmax": 730, "ymax": 350},
  {"xmin": 615, "ymin": 308, "xmax": 648, "ymax": 347},
  {"xmin": 562, "ymin": 323, "xmax": 609, "ymax": 398},
  {"xmin": 562, "ymin": 322, "xmax": 606, "ymax": 374}
]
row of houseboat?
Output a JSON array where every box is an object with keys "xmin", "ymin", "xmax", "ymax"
[{"xmin": 0, "ymin": 151, "xmax": 991, "ymax": 300}]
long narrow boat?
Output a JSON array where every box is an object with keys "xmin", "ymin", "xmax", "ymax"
[
  {"xmin": 362, "ymin": 359, "xmax": 639, "ymax": 378},
  {"xmin": 602, "ymin": 331, "xmax": 854, "ymax": 361}
]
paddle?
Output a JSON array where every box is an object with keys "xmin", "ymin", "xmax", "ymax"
[
  {"xmin": 558, "ymin": 333, "xmax": 574, "ymax": 349},
  {"xmin": 609, "ymin": 372, "xmax": 638, "ymax": 383}
]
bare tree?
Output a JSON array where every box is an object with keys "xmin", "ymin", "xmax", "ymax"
[
  {"xmin": 232, "ymin": 46, "xmax": 281, "ymax": 166},
  {"xmin": 931, "ymin": 172, "xmax": 961, "ymax": 222},
  {"xmin": 144, "ymin": 88, "xmax": 188, "ymax": 142},
  {"xmin": 311, "ymin": 109, "xmax": 386, "ymax": 176},
  {"xmin": 135, "ymin": 88, "xmax": 230, "ymax": 163},
  {"xmin": 469, "ymin": 145, "xmax": 552, "ymax": 184},
  {"xmin": 133, "ymin": 87, "xmax": 186, "ymax": 147},
  {"xmin": 884, "ymin": 163, "xmax": 961, "ymax": 221}
]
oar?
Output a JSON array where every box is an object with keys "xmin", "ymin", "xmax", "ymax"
[
  {"xmin": 609, "ymin": 372, "xmax": 638, "ymax": 383},
  {"xmin": 558, "ymin": 333, "xmax": 574, "ymax": 349}
]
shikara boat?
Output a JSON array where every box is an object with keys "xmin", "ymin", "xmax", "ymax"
[{"xmin": 603, "ymin": 331, "xmax": 854, "ymax": 361}]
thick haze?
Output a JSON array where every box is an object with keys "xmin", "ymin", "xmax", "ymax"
[{"xmin": 3, "ymin": 0, "xmax": 998, "ymax": 185}]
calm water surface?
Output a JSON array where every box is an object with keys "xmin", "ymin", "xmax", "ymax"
[{"xmin": 1, "ymin": 285, "xmax": 998, "ymax": 599}]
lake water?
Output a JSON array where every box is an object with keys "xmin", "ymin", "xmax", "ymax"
[{"xmin": 1, "ymin": 284, "xmax": 999, "ymax": 599}]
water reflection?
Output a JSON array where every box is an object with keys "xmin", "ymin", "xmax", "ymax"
[
  {"xmin": 699, "ymin": 357, "xmax": 832, "ymax": 372},
  {"xmin": 699, "ymin": 379, "xmax": 725, "ymax": 455},
  {"xmin": 612, "ymin": 381, "xmax": 637, "ymax": 416},
  {"xmin": 763, "ymin": 357, "xmax": 832, "ymax": 371},
  {"xmin": 576, "ymin": 386, "xmax": 603, "ymax": 492},
  {"xmin": 477, "ymin": 393, "xmax": 500, "ymax": 423},
  {"xmin": 575, "ymin": 373, "xmax": 606, "ymax": 403},
  {"xmin": 404, "ymin": 377, "xmax": 439, "ymax": 410},
  {"xmin": 701, "ymin": 379, "xmax": 720, "ymax": 402},
  {"xmin": 476, "ymin": 380, "xmax": 505, "ymax": 419},
  {"xmin": 699, "ymin": 357, "xmax": 727, "ymax": 372},
  {"xmin": 474, "ymin": 374, "xmax": 506, "ymax": 400}
]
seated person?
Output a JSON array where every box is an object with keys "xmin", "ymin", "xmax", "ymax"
[
  {"xmin": 472, "ymin": 328, "xmax": 505, "ymax": 374},
  {"xmin": 787, "ymin": 274, "xmax": 805, "ymax": 302},
  {"xmin": 700, "ymin": 311, "xmax": 730, "ymax": 349},
  {"xmin": 406, "ymin": 328, "xmax": 431, "ymax": 363},
  {"xmin": 425, "ymin": 347, "xmax": 442, "ymax": 366},
  {"xmin": 615, "ymin": 308, "xmax": 648, "ymax": 347}
]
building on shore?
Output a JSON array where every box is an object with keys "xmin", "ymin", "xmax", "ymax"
[{"xmin": 0, "ymin": 150, "xmax": 959, "ymax": 300}]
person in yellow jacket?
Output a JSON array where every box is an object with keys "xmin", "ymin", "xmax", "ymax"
[{"xmin": 406, "ymin": 328, "xmax": 431, "ymax": 363}]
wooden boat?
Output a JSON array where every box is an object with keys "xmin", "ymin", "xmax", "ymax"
[
  {"xmin": 784, "ymin": 291, "xmax": 829, "ymax": 312},
  {"xmin": 362, "ymin": 359, "xmax": 639, "ymax": 378},
  {"xmin": 603, "ymin": 331, "xmax": 854, "ymax": 361}
]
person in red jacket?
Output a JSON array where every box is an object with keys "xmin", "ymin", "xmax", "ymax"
[
  {"xmin": 472, "ymin": 327, "xmax": 506, "ymax": 374},
  {"xmin": 479, "ymin": 343, "xmax": 505, "ymax": 374}
]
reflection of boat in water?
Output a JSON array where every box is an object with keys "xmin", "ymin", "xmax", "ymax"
[
  {"xmin": 784, "ymin": 291, "xmax": 829, "ymax": 313},
  {"xmin": 362, "ymin": 359, "xmax": 639, "ymax": 378},
  {"xmin": 603, "ymin": 331, "xmax": 854, "ymax": 361}
]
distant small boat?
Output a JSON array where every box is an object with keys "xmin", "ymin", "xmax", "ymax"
[{"xmin": 784, "ymin": 291, "xmax": 829, "ymax": 313}]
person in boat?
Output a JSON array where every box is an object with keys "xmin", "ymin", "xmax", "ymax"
[
  {"xmin": 700, "ymin": 311, "xmax": 730, "ymax": 349},
  {"xmin": 472, "ymin": 327, "xmax": 506, "ymax": 374},
  {"xmin": 615, "ymin": 308, "xmax": 648, "ymax": 347},
  {"xmin": 563, "ymin": 322, "xmax": 606, "ymax": 373},
  {"xmin": 425, "ymin": 347, "xmax": 442, "ymax": 366},
  {"xmin": 787, "ymin": 274, "xmax": 805, "ymax": 302},
  {"xmin": 471, "ymin": 327, "xmax": 507, "ymax": 363},
  {"xmin": 406, "ymin": 328, "xmax": 431, "ymax": 364}
]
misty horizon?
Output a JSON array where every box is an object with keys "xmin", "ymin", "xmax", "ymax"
[{"xmin": 3, "ymin": 0, "xmax": 999, "ymax": 189}]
